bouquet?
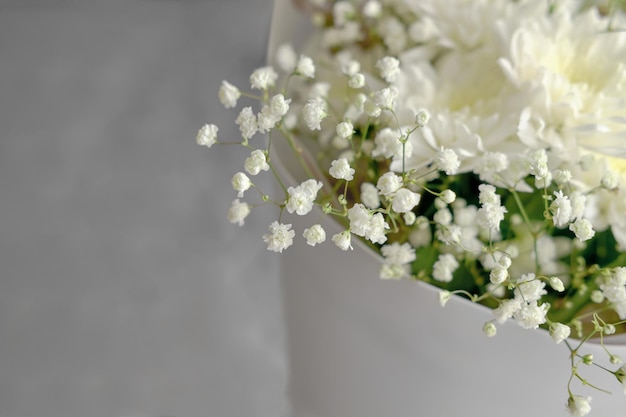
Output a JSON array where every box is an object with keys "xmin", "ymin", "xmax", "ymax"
[{"xmin": 198, "ymin": 0, "xmax": 626, "ymax": 415}]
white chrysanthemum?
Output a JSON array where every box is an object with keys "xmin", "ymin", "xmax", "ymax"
[
  {"xmin": 227, "ymin": 199, "xmax": 250, "ymax": 226},
  {"xmin": 231, "ymin": 172, "xmax": 251, "ymax": 197},
  {"xmin": 286, "ymin": 179, "xmax": 323, "ymax": 216},
  {"xmin": 303, "ymin": 224, "xmax": 326, "ymax": 246},
  {"xmin": 218, "ymin": 80, "xmax": 240, "ymax": 109},
  {"xmin": 432, "ymin": 253, "xmax": 459, "ymax": 283},
  {"xmin": 263, "ymin": 221, "xmax": 295, "ymax": 253},
  {"xmin": 376, "ymin": 56, "xmax": 400, "ymax": 83},
  {"xmin": 196, "ymin": 124, "xmax": 218, "ymax": 148},
  {"xmin": 244, "ymin": 149, "xmax": 270, "ymax": 176},
  {"xmin": 303, "ymin": 97, "xmax": 328, "ymax": 130},
  {"xmin": 329, "ymin": 157, "xmax": 355, "ymax": 181},
  {"xmin": 250, "ymin": 66, "xmax": 278, "ymax": 90},
  {"xmin": 235, "ymin": 107, "xmax": 257, "ymax": 141}
]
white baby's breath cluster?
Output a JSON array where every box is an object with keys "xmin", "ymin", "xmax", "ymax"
[{"xmin": 199, "ymin": 0, "xmax": 626, "ymax": 414}]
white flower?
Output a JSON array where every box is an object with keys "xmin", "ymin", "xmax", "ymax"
[
  {"xmin": 303, "ymin": 97, "xmax": 327, "ymax": 130},
  {"xmin": 336, "ymin": 121, "xmax": 354, "ymax": 139},
  {"xmin": 372, "ymin": 128, "xmax": 404, "ymax": 160},
  {"xmin": 549, "ymin": 276, "xmax": 565, "ymax": 292},
  {"xmin": 569, "ymin": 218, "xmax": 595, "ymax": 242},
  {"xmin": 403, "ymin": 212, "xmax": 416, "ymax": 226},
  {"xmin": 244, "ymin": 149, "xmax": 270, "ymax": 176},
  {"xmin": 514, "ymin": 273, "xmax": 546, "ymax": 303},
  {"xmin": 347, "ymin": 203, "xmax": 389, "ymax": 244},
  {"xmin": 231, "ymin": 172, "xmax": 251, "ymax": 197},
  {"xmin": 296, "ymin": 55, "xmax": 316, "ymax": 78},
  {"xmin": 379, "ymin": 263, "xmax": 410, "ymax": 280},
  {"xmin": 303, "ymin": 224, "xmax": 326, "ymax": 246},
  {"xmin": 250, "ymin": 66, "xmax": 278, "ymax": 90},
  {"xmin": 257, "ymin": 106, "xmax": 278, "ymax": 134},
  {"xmin": 493, "ymin": 298, "xmax": 522, "ymax": 324},
  {"xmin": 414, "ymin": 109, "xmax": 430, "ymax": 128},
  {"xmin": 489, "ymin": 267, "xmax": 508, "ymax": 285},
  {"xmin": 227, "ymin": 199, "xmax": 250, "ymax": 226},
  {"xmin": 439, "ymin": 290, "xmax": 452, "ymax": 307},
  {"xmin": 601, "ymin": 170, "xmax": 619, "ymax": 190},
  {"xmin": 348, "ymin": 73, "xmax": 365, "ymax": 89},
  {"xmin": 361, "ymin": 182, "xmax": 380, "ymax": 209},
  {"xmin": 476, "ymin": 203, "xmax": 507, "ymax": 232},
  {"xmin": 362, "ymin": 0, "xmax": 382, "ymax": 18},
  {"xmin": 329, "ymin": 157, "xmax": 355, "ymax": 181},
  {"xmin": 196, "ymin": 124, "xmax": 218, "ymax": 148},
  {"xmin": 218, "ymin": 80, "xmax": 240, "ymax": 108},
  {"xmin": 286, "ymin": 179, "xmax": 323, "ymax": 215},
  {"xmin": 598, "ymin": 267, "xmax": 626, "ymax": 319},
  {"xmin": 341, "ymin": 59, "xmax": 360, "ymax": 76},
  {"xmin": 439, "ymin": 190, "xmax": 456, "ymax": 205},
  {"xmin": 276, "ymin": 43, "xmax": 297, "ymax": 72},
  {"xmin": 269, "ymin": 94, "xmax": 291, "ymax": 118},
  {"xmin": 432, "ymin": 253, "xmax": 459, "ymax": 283},
  {"xmin": 549, "ymin": 323, "xmax": 570, "ymax": 344},
  {"xmin": 550, "ymin": 190, "xmax": 573, "ymax": 228},
  {"xmin": 332, "ymin": 230, "xmax": 353, "ymax": 251},
  {"xmin": 435, "ymin": 148, "xmax": 460, "ymax": 175},
  {"xmin": 567, "ymin": 395, "xmax": 592, "ymax": 417},
  {"xmin": 263, "ymin": 221, "xmax": 295, "ymax": 253},
  {"xmin": 372, "ymin": 86, "xmax": 398, "ymax": 110},
  {"xmin": 513, "ymin": 301, "xmax": 548, "ymax": 329},
  {"xmin": 235, "ymin": 107, "xmax": 257, "ymax": 141},
  {"xmin": 376, "ymin": 56, "xmax": 400, "ymax": 83},
  {"xmin": 381, "ymin": 242, "xmax": 416, "ymax": 265},
  {"xmin": 391, "ymin": 188, "xmax": 421, "ymax": 213},
  {"xmin": 376, "ymin": 171, "xmax": 403, "ymax": 197},
  {"xmin": 482, "ymin": 322, "xmax": 497, "ymax": 337},
  {"xmin": 475, "ymin": 152, "xmax": 509, "ymax": 183},
  {"xmin": 433, "ymin": 208, "xmax": 452, "ymax": 226}
]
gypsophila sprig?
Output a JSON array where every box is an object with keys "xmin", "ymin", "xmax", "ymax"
[{"xmin": 198, "ymin": 1, "xmax": 626, "ymax": 414}]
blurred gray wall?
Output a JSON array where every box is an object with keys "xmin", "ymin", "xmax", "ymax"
[{"xmin": 0, "ymin": 1, "xmax": 286, "ymax": 416}]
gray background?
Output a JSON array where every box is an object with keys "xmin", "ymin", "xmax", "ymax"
[{"xmin": 0, "ymin": 1, "xmax": 287, "ymax": 416}]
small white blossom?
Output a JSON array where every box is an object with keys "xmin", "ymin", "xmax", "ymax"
[
  {"xmin": 436, "ymin": 224, "xmax": 462, "ymax": 246},
  {"xmin": 286, "ymin": 179, "xmax": 323, "ymax": 215},
  {"xmin": 478, "ymin": 184, "xmax": 500, "ymax": 206},
  {"xmin": 364, "ymin": 99, "xmax": 381, "ymax": 117},
  {"xmin": 433, "ymin": 208, "xmax": 452, "ymax": 226},
  {"xmin": 227, "ymin": 199, "xmax": 250, "ymax": 226},
  {"xmin": 489, "ymin": 267, "xmax": 508, "ymax": 285},
  {"xmin": 381, "ymin": 242, "xmax": 416, "ymax": 265},
  {"xmin": 276, "ymin": 43, "xmax": 297, "ymax": 72},
  {"xmin": 235, "ymin": 107, "xmax": 257, "ymax": 141},
  {"xmin": 329, "ymin": 157, "xmax": 355, "ymax": 181},
  {"xmin": 361, "ymin": 182, "xmax": 380, "ymax": 209},
  {"xmin": 348, "ymin": 73, "xmax": 365, "ymax": 89},
  {"xmin": 554, "ymin": 169, "xmax": 572, "ymax": 186},
  {"xmin": 475, "ymin": 152, "xmax": 509, "ymax": 182},
  {"xmin": 549, "ymin": 323, "xmax": 571, "ymax": 344},
  {"xmin": 372, "ymin": 128, "xmax": 404, "ymax": 159},
  {"xmin": 342, "ymin": 59, "xmax": 360, "ymax": 76},
  {"xmin": 263, "ymin": 221, "xmax": 295, "ymax": 253},
  {"xmin": 336, "ymin": 121, "xmax": 354, "ymax": 139},
  {"xmin": 372, "ymin": 86, "xmax": 398, "ymax": 110},
  {"xmin": 414, "ymin": 109, "xmax": 430, "ymax": 127},
  {"xmin": 601, "ymin": 170, "xmax": 619, "ymax": 190},
  {"xmin": 303, "ymin": 224, "xmax": 326, "ymax": 246},
  {"xmin": 296, "ymin": 55, "xmax": 316, "ymax": 78},
  {"xmin": 244, "ymin": 149, "xmax": 270, "ymax": 176},
  {"xmin": 391, "ymin": 188, "xmax": 421, "ymax": 213},
  {"xmin": 567, "ymin": 395, "xmax": 592, "ymax": 417},
  {"xmin": 476, "ymin": 203, "xmax": 507, "ymax": 232},
  {"xmin": 376, "ymin": 56, "xmax": 400, "ymax": 83},
  {"xmin": 432, "ymin": 253, "xmax": 459, "ymax": 283},
  {"xmin": 435, "ymin": 148, "xmax": 460, "ymax": 175},
  {"xmin": 493, "ymin": 298, "xmax": 522, "ymax": 324},
  {"xmin": 257, "ymin": 106, "xmax": 278, "ymax": 134},
  {"xmin": 569, "ymin": 218, "xmax": 595, "ymax": 242},
  {"xmin": 439, "ymin": 290, "xmax": 452, "ymax": 307},
  {"xmin": 439, "ymin": 190, "xmax": 456, "ymax": 205},
  {"xmin": 514, "ymin": 273, "xmax": 546, "ymax": 303},
  {"xmin": 403, "ymin": 212, "xmax": 416, "ymax": 226},
  {"xmin": 196, "ymin": 124, "xmax": 218, "ymax": 148},
  {"xmin": 549, "ymin": 277, "xmax": 565, "ymax": 292},
  {"xmin": 332, "ymin": 230, "xmax": 353, "ymax": 251},
  {"xmin": 513, "ymin": 301, "xmax": 548, "ymax": 329},
  {"xmin": 269, "ymin": 94, "xmax": 291, "ymax": 118},
  {"xmin": 362, "ymin": 0, "xmax": 382, "ymax": 18},
  {"xmin": 483, "ymin": 322, "xmax": 497, "ymax": 337},
  {"xmin": 377, "ymin": 171, "xmax": 403, "ymax": 196},
  {"xmin": 303, "ymin": 98, "xmax": 327, "ymax": 130},
  {"xmin": 250, "ymin": 66, "xmax": 278, "ymax": 90},
  {"xmin": 550, "ymin": 190, "xmax": 573, "ymax": 228},
  {"xmin": 231, "ymin": 172, "xmax": 251, "ymax": 197},
  {"xmin": 379, "ymin": 263, "xmax": 410, "ymax": 280},
  {"xmin": 348, "ymin": 204, "xmax": 388, "ymax": 244},
  {"xmin": 218, "ymin": 80, "xmax": 240, "ymax": 109}
]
